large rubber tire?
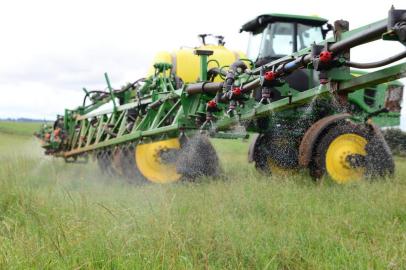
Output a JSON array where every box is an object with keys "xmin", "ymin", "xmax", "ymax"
[
  {"xmin": 365, "ymin": 130, "xmax": 395, "ymax": 178},
  {"xmin": 253, "ymin": 133, "xmax": 299, "ymax": 175},
  {"xmin": 98, "ymin": 136, "xmax": 220, "ymax": 184},
  {"xmin": 120, "ymin": 145, "xmax": 148, "ymax": 184},
  {"xmin": 310, "ymin": 123, "xmax": 394, "ymax": 183},
  {"xmin": 111, "ymin": 147, "xmax": 125, "ymax": 176},
  {"xmin": 135, "ymin": 138, "xmax": 182, "ymax": 183},
  {"xmin": 176, "ymin": 135, "xmax": 220, "ymax": 180},
  {"xmin": 96, "ymin": 149, "xmax": 116, "ymax": 176},
  {"xmin": 133, "ymin": 136, "xmax": 220, "ymax": 183},
  {"xmin": 96, "ymin": 146, "xmax": 146, "ymax": 184}
]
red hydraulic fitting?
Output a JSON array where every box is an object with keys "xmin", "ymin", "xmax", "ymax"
[
  {"xmin": 54, "ymin": 128, "xmax": 61, "ymax": 137},
  {"xmin": 207, "ymin": 100, "xmax": 217, "ymax": 108},
  {"xmin": 264, "ymin": 71, "xmax": 276, "ymax": 81},
  {"xmin": 232, "ymin": 87, "xmax": 242, "ymax": 96},
  {"xmin": 319, "ymin": 51, "xmax": 332, "ymax": 63}
]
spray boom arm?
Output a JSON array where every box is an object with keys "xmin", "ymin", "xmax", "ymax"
[{"xmin": 37, "ymin": 7, "xmax": 406, "ymax": 162}]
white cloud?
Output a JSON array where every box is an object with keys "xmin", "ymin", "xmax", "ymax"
[{"xmin": 0, "ymin": 0, "xmax": 405, "ymax": 129}]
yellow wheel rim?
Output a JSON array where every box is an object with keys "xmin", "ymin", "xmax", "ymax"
[
  {"xmin": 135, "ymin": 138, "xmax": 181, "ymax": 183},
  {"xmin": 325, "ymin": 133, "xmax": 367, "ymax": 184}
]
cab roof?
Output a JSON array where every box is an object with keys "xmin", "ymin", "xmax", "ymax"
[{"xmin": 240, "ymin": 13, "xmax": 328, "ymax": 33}]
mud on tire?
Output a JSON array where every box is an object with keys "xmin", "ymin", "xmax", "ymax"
[{"xmin": 176, "ymin": 135, "xmax": 220, "ymax": 180}]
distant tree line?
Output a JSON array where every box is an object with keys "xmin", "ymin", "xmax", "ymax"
[{"xmin": 0, "ymin": 118, "xmax": 51, "ymax": 122}]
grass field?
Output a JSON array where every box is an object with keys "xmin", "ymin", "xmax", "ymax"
[{"xmin": 1, "ymin": 121, "xmax": 406, "ymax": 269}]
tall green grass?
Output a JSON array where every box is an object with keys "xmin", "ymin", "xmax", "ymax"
[
  {"xmin": 0, "ymin": 122, "xmax": 405, "ymax": 269},
  {"xmin": 0, "ymin": 121, "xmax": 43, "ymax": 136}
]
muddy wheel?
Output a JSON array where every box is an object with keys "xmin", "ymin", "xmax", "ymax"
[
  {"xmin": 96, "ymin": 149, "xmax": 116, "ymax": 176},
  {"xmin": 253, "ymin": 133, "xmax": 299, "ymax": 175},
  {"xmin": 111, "ymin": 147, "xmax": 124, "ymax": 176},
  {"xmin": 176, "ymin": 135, "xmax": 220, "ymax": 180},
  {"xmin": 364, "ymin": 127, "xmax": 395, "ymax": 178},
  {"xmin": 113, "ymin": 145, "xmax": 147, "ymax": 184},
  {"xmin": 310, "ymin": 123, "xmax": 394, "ymax": 183},
  {"xmin": 134, "ymin": 135, "xmax": 220, "ymax": 183},
  {"xmin": 135, "ymin": 138, "xmax": 182, "ymax": 183}
]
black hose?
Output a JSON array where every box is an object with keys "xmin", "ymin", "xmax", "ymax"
[
  {"xmin": 82, "ymin": 90, "xmax": 109, "ymax": 107},
  {"xmin": 186, "ymin": 82, "xmax": 224, "ymax": 94},
  {"xmin": 207, "ymin": 67, "xmax": 227, "ymax": 82},
  {"xmin": 224, "ymin": 60, "xmax": 248, "ymax": 91},
  {"xmin": 115, "ymin": 78, "xmax": 146, "ymax": 94},
  {"xmin": 345, "ymin": 50, "xmax": 406, "ymax": 69}
]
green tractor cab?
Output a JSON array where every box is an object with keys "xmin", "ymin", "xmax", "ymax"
[
  {"xmin": 241, "ymin": 13, "xmax": 330, "ymax": 65},
  {"xmin": 241, "ymin": 13, "xmax": 403, "ymax": 127}
]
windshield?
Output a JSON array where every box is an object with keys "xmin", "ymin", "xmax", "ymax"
[
  {"xmin": 297, "ymin": 23, "xmax": 323, "ymax": 50},
  {"xmin": 267, "ymin": 22, "xmax": 294, "ymax": 56},
  {"xmin": 247, "ymin": 32, "xmax": 262, "ymax": 60},
  {"xmin": 246, "ymin": 22, "xmax": 324, "ymax": 63}
]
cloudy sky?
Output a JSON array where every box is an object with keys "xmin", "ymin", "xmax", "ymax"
[{"xmin": 0, "ymin": 0, "xmax": 405, "ymax": 128}]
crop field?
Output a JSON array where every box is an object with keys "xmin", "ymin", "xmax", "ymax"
[{"xmin": 0, "ymin": 121, "xmax": 406, "ymax": 269}]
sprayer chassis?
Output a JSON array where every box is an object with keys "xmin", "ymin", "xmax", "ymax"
[{"xmin": 40, "ymin": 8, "xmax": 406, "ymax": 183}]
